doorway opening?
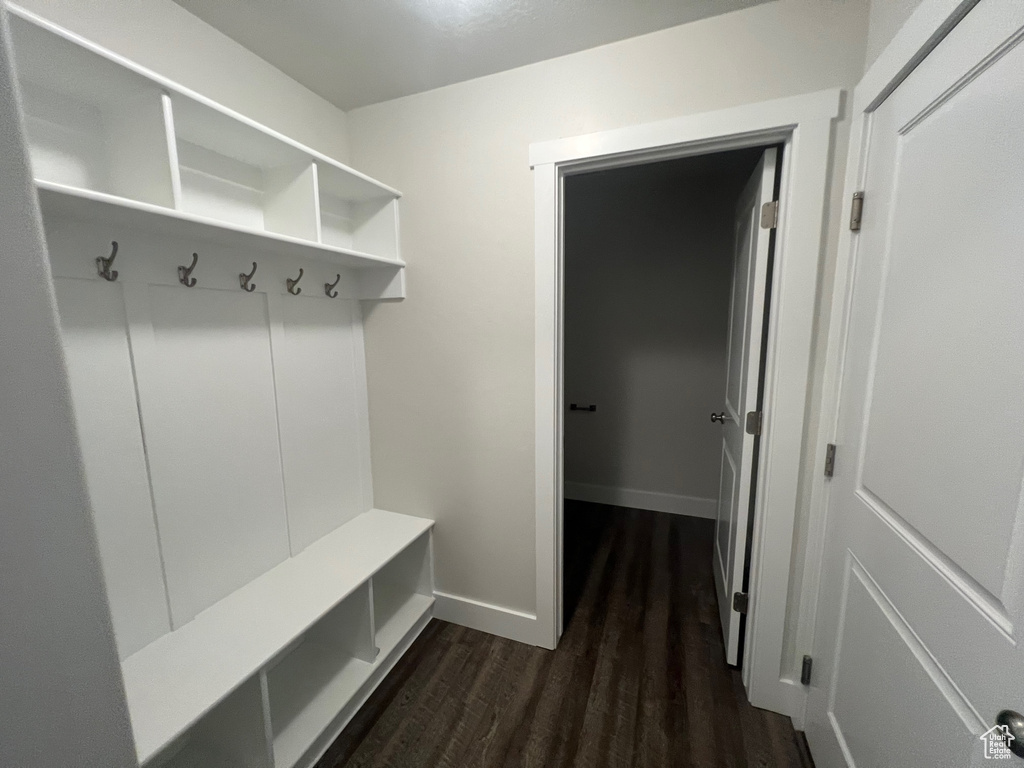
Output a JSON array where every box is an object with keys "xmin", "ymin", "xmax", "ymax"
[
  {"xmin": 560, "ymin": 146, "xmax": 781, "ymax": 674},
  {"xmin": 532, "ymin": 90, "xmax": 840, "ymax": 717}
]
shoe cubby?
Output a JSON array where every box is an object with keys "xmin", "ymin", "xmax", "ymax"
[
  {"xmin": 147, "ymin": 676, "xmax": 272, "ymax": 768},
  {"xmin": 265, "ymin": 584, "xmax": 375, "ymax": 768},
  {"xmin": 8, "ymin": 14, "xmax": 176, "ymax": 208},
  {"xmin": 372, "ymin": 533, "xmax": 434, "ymax": 656}
]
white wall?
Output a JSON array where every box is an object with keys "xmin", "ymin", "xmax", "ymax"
[
  {"xmin": 864, "ymin": 0, "xmax": 925, "ymax": 68},
  {"xmin": 0, "ymin": 8, "xmax": 136, "ymax": 764},
  {"xmin": 347, "ymin": 0, "xmax": 869, "ymax": 617},
  {"xmin": 563, "ymin": 155, "xmax": 756, "ymax": 509},
  {"xmin": 7, "ymin": 0, "xmax": 351, "ymax": 161}
]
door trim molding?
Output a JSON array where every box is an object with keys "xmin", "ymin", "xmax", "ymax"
[
  {"xmin": 531, "ymin": 88, "xmax": 841, "ymax": 718},
  {"xmin": 795, "ymin": 0, "xmax": 981, "ymax": 731}
]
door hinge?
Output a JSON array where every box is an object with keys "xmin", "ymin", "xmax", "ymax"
[
  {"xmin": 801, "ymin": 655, "xmax": 813, "ymax": 686},
  {"xmin": 760, "ymin": 200, "xmax": 779, "ymax": 229},
  {"xmin": 824, "ymin": 443, "xmax": 836, "ymax": 478},
  {"xmin": 849, "ymin": 191, "xmax": 864, "ymax": 231},
  {"xmin": 732, "ymin": 592, "xmax": 749, "ymax": 614},
  {"xmin": 745, "ymin": 410, "xmax": 762, "ymax": 436}
]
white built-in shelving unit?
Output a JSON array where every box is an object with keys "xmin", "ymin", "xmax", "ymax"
[
  {"xmin": 9, "ymin": 4, "xmax": 404, "ymax": 298},
  {"xmin": 7, "ymin": 6, "xmax": 432, "ymax": 767}
]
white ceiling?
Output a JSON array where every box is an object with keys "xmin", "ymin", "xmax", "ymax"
[{"xmin": 172, "ymin": 0, "xmax": 772, "ymax": 111}]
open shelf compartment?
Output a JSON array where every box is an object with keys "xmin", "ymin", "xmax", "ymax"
[
  {"xmin": 8, "ymin": 14, "xmax": 176, "ymax": 208},
  {"xmin": 317, "ymin": 162, "xmax": 400, "ymax": 261},
  {"xmin": 147, "ymin": 676, "xmax": 271, "ymax": 768},
  {"xmin": 266, "ymin": 584, "xmax": 375, "ymax": 768},
  {"xmin": 170, "ymin": 94, "xmax": 319, "ymax": 241},
  {"xmin": 372, "ymin": 533, "xmax": 434, "ymax": 656}
]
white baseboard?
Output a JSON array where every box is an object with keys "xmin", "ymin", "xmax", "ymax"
[
  {"xmin": 433, "ymin": 590, "xmax": 542, "ymax": 646},
  {"xmin": 564, "ymin": 481, "xmax": 717, "ymax": 519}
]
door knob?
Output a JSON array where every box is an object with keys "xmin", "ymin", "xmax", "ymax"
[
  {"xmin": 996, "ymin": 710, "xmax": 1024, "ymax": 758},
  {"xmin": 711, "ymin": 412, "xmax": 727, "ymax": 424}
]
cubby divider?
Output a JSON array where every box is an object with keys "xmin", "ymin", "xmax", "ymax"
[{"xmin": 372, "ymin": 533, "xmax": 434, "ymax": 656}]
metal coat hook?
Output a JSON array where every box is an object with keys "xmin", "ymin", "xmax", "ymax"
[
  {"xmin": 325, "ymin": 274, "xmax": 341, "ymax": 298},
  {"xmin": 178, "ymin": 252, "xmax": 199, "ymax": 288},
  {"xmin": 96, "ymin": 241, "xmax": 119, "ymax": 282},
  {"xmin": 286, "ymin": 268, "xmax": 304, "ymax": 295},
  {"xmin": 239, "ymin": 262, "xmax": 258, "ymax": 293}
]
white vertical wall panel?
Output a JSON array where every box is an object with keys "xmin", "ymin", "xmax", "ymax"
[
  {"xmin": 273, "ymin": 294, "xmax": 365, "ymax": 553},
  {"xmin": 132, "ymin": 284, "xmax": 290, "ymax": 626},
  {"xmin": 52, "ymin": 276, "xmax": 171, "ymax": 659},
  {"xmin": 351, "ymin": 300, "xmax": 375, "ymax": 512}
]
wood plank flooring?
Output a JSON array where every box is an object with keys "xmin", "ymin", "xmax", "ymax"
[{"xmin": 317, "ymin": 502, "xmax": 813, "ymax": 768}]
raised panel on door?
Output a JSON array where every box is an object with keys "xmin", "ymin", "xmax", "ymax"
[
  {"xmin": 132, "ymin": 284, "xmax": 289, "ymax": 627},
  {"xmin": 829, "ymin": 557, "xmax": 972, "ymax": 768},
  {"xmin": 714, "ymin": 444, "xmax": 738, "ymax": 636},
  {"xmin": 724, "ymin": 206, "xmax": 753, "ymax": 421},
  {"xmin": 859, "ymin": 43, "xmax": 1024, "ymax": 603},
  {"xmin": 52, "ymin": 276, "xmax": 170, "ymax": 659},
  {"xmin": 273, "ymin": 295, "xmax": 367, "ymax": 554},
  {"xmin": 712, "ymin": 148, "xmax": 775, "ymax": 666}
]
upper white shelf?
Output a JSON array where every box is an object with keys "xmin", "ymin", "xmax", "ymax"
[
  {"xmin": 7, "ymin": 5, "xmax": 403, "ymax": 276},
  {"xmin": 121, "ymin": 509, "xmax": 433, "ymax": 765},
  {"xmin": 37, "ymin": 182, "xmax": 404, "ymax": 270}
]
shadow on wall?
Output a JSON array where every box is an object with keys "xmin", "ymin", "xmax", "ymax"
[{"xmin": 563, "ymin": 148, "xmax": 763, "ymax": 510}]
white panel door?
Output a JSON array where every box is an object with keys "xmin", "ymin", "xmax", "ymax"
[
  {"xmin": 713, "ymin": 147, "xmax": 776, "ymax": 666},
  {"xmin": 131, "ymin": 284, "xmax": 290, "ymax": 627},
  {"xmin": 272, "ymin": 294, "xmax": 367, "ymax": 554},
  {"xmin": 807, "ymin": 4, "xmax": 1024, "ymax": 766}
]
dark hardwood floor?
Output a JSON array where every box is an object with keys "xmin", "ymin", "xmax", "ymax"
[{"xmin": 317, "ymin": 502, "xmax": 812, "ymax": 768}]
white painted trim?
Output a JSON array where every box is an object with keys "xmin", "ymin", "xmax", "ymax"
[
  {"xmin": 792, "ymin": 0, "xmax": 981, "ymax": 732},
  {"xmin": 433, "ymin": 590, "xmax": 539, "ymax": 647},
  {"xmin": 534, "ymin": 161, "xmax": 562, "ymax": 649},
  {"xmin": 856, "ymin": 0, "xmax": 979, "ymax": 114},
  {"xmin": 529, "ymin": 89, "xmax": 840, "ymax": 168},
  {"xmin": 564, "ymin": 482, "xmax": 716, "ymax": 519},
  {"xmin": 532, "ymin": 89, "xmax": 842, "ymax": 718}
]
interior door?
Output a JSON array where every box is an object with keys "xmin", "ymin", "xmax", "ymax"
[
  {"xmin": 713, "ymin": 147, "xmax": 776, "ymax": 666},
  {"xmin": 806, "ymin": 3, "xmax": 1024, "ymax": 766}
]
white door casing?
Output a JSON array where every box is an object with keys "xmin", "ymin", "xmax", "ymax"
[
  {"xmin": 533, "ymin": 89, "xmax": 840, "ymax": 716},
  {"xmin": 713, "ymin": 148, "xmax": 776, "ymax": 666},
  {"xmin": 806, "ymin": 2, "xmax": 1024, "ymax": 765}
]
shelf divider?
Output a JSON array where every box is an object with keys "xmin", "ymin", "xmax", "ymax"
[{"xmin": 162, "ymin": 93, "xmax": 183, "ymax": 210}]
